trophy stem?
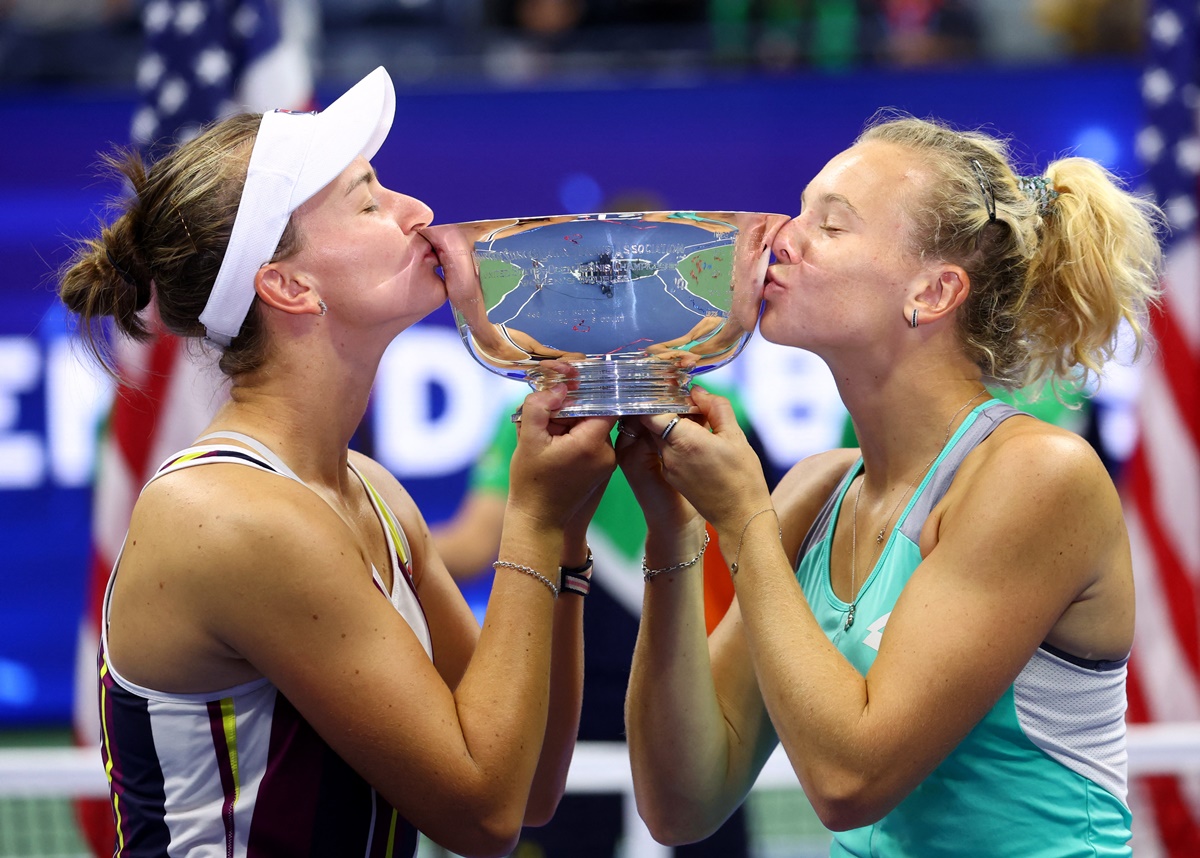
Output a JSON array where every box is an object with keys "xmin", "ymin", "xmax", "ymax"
[{"xmin": 517, "ymin": 355, "xmax": 701, "ymax": 420}]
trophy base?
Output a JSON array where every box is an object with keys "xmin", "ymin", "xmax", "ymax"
[{"xmin": 514, "ymin": 354, "xmax": 702, "ymax": 420}]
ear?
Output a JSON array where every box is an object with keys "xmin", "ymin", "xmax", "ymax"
[
  {"xmin": 254, "ymin": 265, "xmax": 323, "ymax": 317},
  {"xmin": 907, "ymin": 265, "xmax": 970, "ymax": 328}
]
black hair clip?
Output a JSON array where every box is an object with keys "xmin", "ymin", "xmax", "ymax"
[
  {"xmin": 106, "ymin": 248, "xmax": 152, "ymax": 311},
  {"xmin": 969, "ymin": 159, "xmax": 996, "ymax": 223}
]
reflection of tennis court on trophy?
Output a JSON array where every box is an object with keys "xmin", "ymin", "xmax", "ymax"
[{"xmin": 474, "ymin": 215, "xmax": 738, "ymax": 355}]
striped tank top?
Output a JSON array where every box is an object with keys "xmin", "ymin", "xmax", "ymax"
[{"xmin": 98, "ymin": 433, "xmax": 430, "ymax": 857}]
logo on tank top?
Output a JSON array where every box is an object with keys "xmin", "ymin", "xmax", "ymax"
[{"xmin": 863, "ymin": 612, "xmax": 891, "ymax": 651}]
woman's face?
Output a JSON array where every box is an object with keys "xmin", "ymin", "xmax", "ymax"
[
  {"xmin": 760, "ymin": 140, "xmax": 934, "ymax": 354},
  {"xmin": 285, "ymin": 155, "xmax": 444, "ymax": 336}
]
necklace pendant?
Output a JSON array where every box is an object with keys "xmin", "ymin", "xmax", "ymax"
[
  {"xmin": 845, "ymin": 603, "xmax": 856, "ymax": 631},
  {"xmin": 875, "ymin": 529, "xmax": 885, "ymax": 544}
]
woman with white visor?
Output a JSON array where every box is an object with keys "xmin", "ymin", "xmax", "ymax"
[{"xmin": 60, "ymin": 67, "xmax": 616, "ymax": 857}]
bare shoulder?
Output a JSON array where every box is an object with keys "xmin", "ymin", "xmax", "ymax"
[
  {"xmin": 113, "ymin": 462, "xmax": 367, "ymax": 690},
  {"xmin": 349, "ymin": 449, "xmax": 420, "ymax": 516},
  {"xmin": 129, "ymin": 462, "xmax": 370, "ymax": 617},
  {"xmin": 932, "ymin": 413, "xmax": 1126, "ymax": 594},
  {"xmin": 773, "ymin": 447, "xmax": 859, "ymax": 515},
  {"xmin": 773, "ymin": 448, "xmax": 860, "ymax": 563},
  {"xmin": 134, "ymin": 461, "xmax": 352, "ymax": 569},
  {"xmin": 347, "ymin": 450, "xmax": 428, "ymax": 544},
  {"xmin": 923, "ymin": 413, "xmax": 1132, "ymax": 660},
  {"xmin": 957, "ymin": 415, "xmax": 1118, "ymax": 513}
]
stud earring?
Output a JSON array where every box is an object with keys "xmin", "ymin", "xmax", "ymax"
[
  {"xmin": 910, "ymin": 308, "xmax": 918, "ymax": 329},
  {"xmin": 318, "ymin": 300, "xmax": 328, "ymax": 317}
]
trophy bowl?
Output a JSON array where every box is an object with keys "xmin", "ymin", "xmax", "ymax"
[{"xmin": 423, "ymin": 211, "xmax": 788, "ymax": 418}]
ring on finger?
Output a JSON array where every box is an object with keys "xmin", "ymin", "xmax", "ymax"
[{"xmin": 660, "ymin": 416, "xmax": 681, "ymax": 442}]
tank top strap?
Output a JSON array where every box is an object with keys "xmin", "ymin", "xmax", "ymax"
[
  {"xmin": 795, "ymin": 401, "xmax": 1024, "ymax": 568},
  {"xmin": 347, "ymin": 461, "xmax": 433, "ymax": 660},
  {"xmin": 190, "ymin": 431, "xmax": 304, "ymax": 481},
  {"xmin": 350, "ymin": 462, "xmax": 414, "ymax": 575},
  {"xmin": 897, "ymin": 400, "xmax": 1024, "ymax": 544},
  {"xmin": 794, "ymin": 458, "xmax": 862, "ymax": 568}
]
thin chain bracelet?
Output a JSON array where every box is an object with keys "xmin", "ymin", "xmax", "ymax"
[
  {"xmin": 493, "ymin": 560, "xmax": 559, "ymax": 598},
  {"xmin": 642, "ymin": 530, "xmax": 711, "ymax": 582},
  {"xmin": 729, "ymin": 508, "xmax": 781, "ymax": 576}
]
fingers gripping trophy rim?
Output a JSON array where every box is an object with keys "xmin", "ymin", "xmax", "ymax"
[{"xmin": 616, "ymin": 419, "xmax": 639, "ymax": 439}]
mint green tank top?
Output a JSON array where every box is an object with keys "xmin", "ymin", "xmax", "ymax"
[{"xmin": 794, "ymin": 400, "xmax": 1132, "ymax": 857}]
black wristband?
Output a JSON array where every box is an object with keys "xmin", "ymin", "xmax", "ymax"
[{"xmin": 559, "ymin": 551, "xmax": 593, "ymax": 597}]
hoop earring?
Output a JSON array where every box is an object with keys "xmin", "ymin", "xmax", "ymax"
[
  {"xmin": 318, "ymin": 300, "xmax": 328, "ymax": 317},
  {"xmin": 910, "ymin": 308, "xmax": 918, "ymax": 329}
]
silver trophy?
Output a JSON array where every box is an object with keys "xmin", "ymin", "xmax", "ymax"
[{"xmin": 423, "ymin": 211, "xmax": 787, "ymax": 418}]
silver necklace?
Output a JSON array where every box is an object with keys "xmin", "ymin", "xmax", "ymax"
[{"xmin": 845, "ymin": 389, "xmax": 986, "ymax": 631}]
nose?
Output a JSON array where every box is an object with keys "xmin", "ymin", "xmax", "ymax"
[
  {"xmin": 393, "ymin": 192, "xmax": 434, "ymax": 232},
  {"xmin": 771, "ymin": 217, "xmax": 802, "ymax": 264}
]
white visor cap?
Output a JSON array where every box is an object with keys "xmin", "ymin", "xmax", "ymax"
[{"xmin": 199, "ymin": 66, "xmax": 396, "ymax": 347}]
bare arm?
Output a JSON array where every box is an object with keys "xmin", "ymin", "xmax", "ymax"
[
  {"xmin": 429, "ymin": 490, "xmax": 507, "ymax": 580},
  {"xmin": 386, "ymin": 479, "xmax": 594, "ymax": 829},
  {"xmin": 110, "ymin": 388, "xmax": 615, "ymax": 857},
  {"xmin": 619, "ymin": 416, "xmax": 825, "ymax": 843},
  {"xmin": 621, "ymin": 412, "xmax": 855, "ymax": 842},
  {"xmin": 423, "ymin": 425, "xmax": 610, "ymax": 823},
  {"xmin": 626, "ymin": 557, "xmax": 780, "ymax": 844},
  {"xmin": 645, "ymin": 391, "xmax": 1132, "ymax": 831}
]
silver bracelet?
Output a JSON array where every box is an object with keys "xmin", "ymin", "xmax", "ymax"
[
  {"xmin": 493, "ymin": 560, "xmax": 559, "ymax": 598},
  {"xmin": 728, "ymin": 508, "xmax": 780, "ymax": 576},
  {"xmin": 642, "ymin": 530, "xmax": 711, "ymax": 582}
]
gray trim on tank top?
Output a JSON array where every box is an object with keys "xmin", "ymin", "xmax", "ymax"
[
  {"xmin": 897, "ymin": 402, "xmax": 1022, "ymax": 543},
  {"xmin": 794, "ymin": 402, "xmax": 1023, "ymax": 567}
]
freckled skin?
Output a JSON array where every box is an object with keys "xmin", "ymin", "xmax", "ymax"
[
  {"xmin": 98, "ymin": 147, "xmax": 608, "ymax": 853},
  {"xmin": 623, "ymin": 138, "xmax": 1142, "ymax": 843}
]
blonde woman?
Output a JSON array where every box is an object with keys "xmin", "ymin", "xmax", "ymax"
[{"xmin": 621, "ymin": 113, "xmax": 1162, "ymax": 857}]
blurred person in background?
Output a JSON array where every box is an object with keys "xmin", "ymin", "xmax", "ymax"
[
  {"xmin": 433, "ymin": 381, "xmax": 774, "ymax": 858},
  {"xmin": 429, "ymin": 188, "xmax": 771, "ymax": 858},
  {"xmin": 621, "ymin": 112, "xmax": 1162, "ymax": 856},
  {"xmin": 59, "ymin": 66, "xmax": 616, "ymax": 856},
  {"xmin": 709, "ymin": 0, "xmax": 981, "ymax": 71},
  {"xmin": 1034, "ymin": 0, "xmax": 1145, "ymax": 57}
]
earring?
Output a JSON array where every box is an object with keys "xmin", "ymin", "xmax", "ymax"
[
  {"xmin": 318, "ymin": 300, "xmax": 327, "ymax": 317},
  {"xmin": 910, "ymin": 308, "xmax": 918, "ymax": 329}
]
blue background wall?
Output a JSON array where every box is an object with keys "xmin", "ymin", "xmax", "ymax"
[{"xmin": 0, "ymin": 61, "xmax": 1144, "ymax": 725}]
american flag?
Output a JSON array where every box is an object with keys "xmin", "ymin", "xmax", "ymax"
[
  {"xmin": 71, "ymin": 2, "xmax": 314, "ymax": 853},
  {"xmin": 1126, "ymin": 1, "xmax": 1200, "ymax": 855},
  {"xmin": 132, "ymin": 0, "xmax": 312, "ymax": 149}
]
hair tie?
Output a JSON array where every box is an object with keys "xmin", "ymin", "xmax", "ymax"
[
  {"xmin": 1016, "ymin": 175, "xmax": 1060, "ymax": 217},
  {"xmin": 106, "ymin": 248, "xmax": 152, "ymax": 311}
]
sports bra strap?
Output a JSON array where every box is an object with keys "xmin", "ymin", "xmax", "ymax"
[{"xmin": 194, "ymin": 431, "xmax": 303, "ymax": 482}]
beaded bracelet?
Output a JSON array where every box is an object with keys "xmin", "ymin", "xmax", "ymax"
[
  {"xmin": 559, "ymin": 550, "xmax": 593, "ymax": 597},
  {"xmin": 493, "ymin": 560, "xmax": 559, "ymax": 598},
  {"xmin": 642, "ymin": 530, "xmax": 711, "ymax": 582}
]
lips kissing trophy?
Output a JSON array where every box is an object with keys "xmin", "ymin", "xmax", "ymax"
[{"xmin": 423, "ymin": 210, "xmax": 787, "ymax": 418}]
